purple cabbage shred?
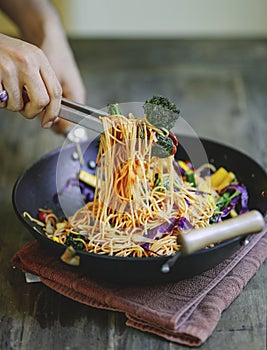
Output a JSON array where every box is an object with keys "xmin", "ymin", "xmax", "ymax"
[
  {"xmin": 177, "ymin": 216, "xmax": 194, "ymax": 231},
  {"xmin": 223, "ymin": 184, "xmax": 249, "ymax": 214},
  {"xmin": 146, "ymin": 217, "xmax": 179, "ymax": 240},
  {"xmin": 53, "ymin": 177, "xmax": 95, "ymax": 204}
]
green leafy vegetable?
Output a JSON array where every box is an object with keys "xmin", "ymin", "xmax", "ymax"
[
  {"xmin": 107, "ymin": 103, "xmax": 122, "ymax": 115},
  {"xmin": 66, "ymin": 232, "xmax": 86, "ymax": 250},
  {"xmin": 151, "ymin": 133, "xmax": 176, "ymax": 158},
  {"xmin": 154, "ymin": 173, "xmax": 162, "ymax": 187},
  {"xmin": 143, "ymin": 95, "xmax": 180, "ymax": 130},
  {"xmin": 106, "ymin": 96, "xmax": 179, "ymax": 158},
  {"xmin": 186, "ymin": 170, "xmax": 196, "ymax": 187},
  {"xmin": 210, "ymin": 190, "xmax": 241, "ymax": 223}
]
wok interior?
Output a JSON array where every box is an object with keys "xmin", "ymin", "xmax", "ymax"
[
  {"xmin": 12, "ymin": 135, "xmax": 267, "ymax": 284},
  {"xmin": 14, "ymin": 135, "xmax": 267, "ymax": 225}
]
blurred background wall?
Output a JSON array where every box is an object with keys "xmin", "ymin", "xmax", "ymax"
[{"xmin": 1, "ymin": 0, "xmax": 267, "ymax": 38}]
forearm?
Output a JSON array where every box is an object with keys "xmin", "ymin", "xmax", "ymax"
[
  {"xmin": 0, "ymin": 0, "xmax": 63, "ymax": 46},
  {"xmin": 0, "ymin": 0, "xmax": 85, "ymax": 132}
]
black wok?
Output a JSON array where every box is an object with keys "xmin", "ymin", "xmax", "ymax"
[{"xmin": 12, "ymin": 135, "xmax": 267, "ymax": 284}]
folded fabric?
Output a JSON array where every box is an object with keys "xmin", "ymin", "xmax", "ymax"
[{"xmin": 12, "ymin": 224, "xmax": 267, "ymax": 347}]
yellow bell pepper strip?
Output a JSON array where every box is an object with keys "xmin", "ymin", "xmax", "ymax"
[
  {"xmin": 56, "ymin": 221, "xmax": 68, "ymax": 230},
  {"xmin": 230, "ymin": 209, "xmax": 238, "ymax": 217},
  {"xmin": 52, "ymin": 236, "xmax": 61, "ymax": 243},
  {"xmin": 78, "ymin": 170, "xmax": 96, "ymax": 188},
  {"xmin": 210, "ymin": 167, "xmax": 236, "ymax": 191},
  {"xmin": 216, "ymin": 172, "xmax": 235, "ymax": 192},
  {"xmin": 178, "ymin": 160, "xmax": 190, "ymax": 172},
  {"xmin": 210, "ymin": 167, "xmax": 228, "ymax": 188}
]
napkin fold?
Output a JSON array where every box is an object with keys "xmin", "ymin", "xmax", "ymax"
[{"xmin": 12, "ymin": 224, "xmax": 267, "ymax": 347}]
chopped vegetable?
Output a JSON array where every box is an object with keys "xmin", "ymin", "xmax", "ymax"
[
  {"xmin": 230, "ymin": 209, "xmax": 238, "ymax": 217},
  {"xmin": 210, "ymin": 189, "xmax": 241, "ymax": 223},
  {"xmin": 107, "ymin": 102, "xmax": 122, "ymax": 115},
  {"xmin": 53, "ymin": 178, "xmax": 80, "ymax": 203},
  {"xmin": 178, "ymin": 160, "xmax": 190, "ymax": 172},
  {"xmin": 79, "ymin": 182, "xmax": 95, "ymax": 203},
  {"xmin": 65, "ymin": 232, "xmax": 86, "ymax": 250},
  {"xmin": 216, "ymin": 172, "xmax": 236, "ymax": 192},
  {"xmin": 186, "ymin": 170, "xmax": 196, "ymax": 187},
  {"xmin": 106, "ymin": 97, "xmax": 179, "ymax": 158},
  {"xmin": 143, "ymin": 95, "xmax": 180, "ymax": 130},
  {"xmin": 60, "ymin": 246, "xmax": 80, "ymax": 266},
  {"xmin": 52, "ymin": 236, "xmax": 61, "ymax": 243},
  {"xmin": 56, "ymin": 222, "xmax": 68, "ymax": 230},
  {"xmin": 78, "ymin": 170, "xmax": 97, "ymax": 188},
  {"xmin": 38, "ymin": 211, "xmax": 49, "ymax": 223},
  {"xmin": 152, "ymin": 133, "xmax": 177, "ymax": 158},
  {"xmin": 153, "ymin": 173, "xmax": 162, "ymax": 187},
  {"xmin": 225, "ymin": 184, "xmax": 249, "ymax": 214},
  {"xmin": 177, "ymin": 217, "xmax": 194, "ymax": 231},
  {"xmin": 146, "ymin": 217, "xmax": 179, "ymax": 240},
  {"xmin": 177, "ymin": 161, "xmax": 196, "ymax": 186},
  {"xmin": 168, "ymin": 131, "xmax": 179, "ymax": 146},
  {"xmin": 53, "ymin": 176, "xmax": 95, "ymax": 205},
  {"xmin": 210, "ymin": 167, "xmax": 236, "ymax": 191}
]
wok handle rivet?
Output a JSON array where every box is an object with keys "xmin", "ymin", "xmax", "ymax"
[
  {"xmin": 88, "ymin": 160, "xmax": 96, "ymax": 169},
  {"xmin": 72, "ymin": 151, "xmax": 79, "ymax": 160},
  {"xmin": 161, "ymin": 264, "xmax": 170, "ymax": 274},
  {"xmin": 242, "ymin": 238, "xmax": 250, "ymax": 246}
]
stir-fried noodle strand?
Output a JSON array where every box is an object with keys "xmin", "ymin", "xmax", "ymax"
[{"xmin": 25, "ymin": 114, "xmax": 245, "ymax": 258}]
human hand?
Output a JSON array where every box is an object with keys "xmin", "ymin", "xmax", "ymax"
[
  {"xmin": 0, "ymin": 33, "xmax": 62, "ymax": 128},
  {"xmin": 0, "ymin": 0, "xmax": 86, "ymax": 133}
]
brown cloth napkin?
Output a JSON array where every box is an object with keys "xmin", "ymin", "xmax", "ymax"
[{"xmin": 12, "ymin": 224, "xmax": 267, "ymax": 347}]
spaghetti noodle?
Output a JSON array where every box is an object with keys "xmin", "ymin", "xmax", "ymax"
[{"xmin": 24, "ymin": 113, "xmax": 247, "ymax": 258}]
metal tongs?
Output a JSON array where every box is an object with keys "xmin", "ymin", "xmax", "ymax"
[{"xmin": 59, "ymin": 97, "xmax": 109, "ymax": 133}]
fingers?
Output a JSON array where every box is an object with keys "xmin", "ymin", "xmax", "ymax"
[
  {"xmin": 38, "ymin": 66, "xmax": 62, "ymax": 128},
  {"xmin": 19, "ymin": 80, "xmax": 50, "ymax": 120},
  {"xmin": 21, "ymin": 67, "xmax": 62, "ymax": 127},
  {"xmin": 0, "ymin": 36, "xmax": 62, "ymax": 128},
  {"xmin": 18, "ymin": 51, "xmax": 62, "ymax": 127}
]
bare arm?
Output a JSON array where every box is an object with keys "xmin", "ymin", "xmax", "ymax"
[
  {"xmin": 0, "ymin": 0, "xmax": 56, "ymax": 45},
  {"xmin": 0, "ymin": 0, "xmax": 85, "ymax": 130}
]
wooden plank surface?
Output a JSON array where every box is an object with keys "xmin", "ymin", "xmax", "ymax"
[{"xmin": 0, "ymin": 39, "xmax": 266, "ymax": 350}]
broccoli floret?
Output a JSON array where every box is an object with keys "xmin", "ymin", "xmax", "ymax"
[
  {"xmin": 106, "ymin": 97, "xmax": 179, "ymax": 158},
  {"xmin": 65, "ymin": 232, "xmax": 86, "ymax": 250},
  {"xmin": 107, "ymin": 103, "xmax": 122, "ymax": 115},
  {"xmin": 143, "ymin": 95, "xmax": 180, "ymax": 130},
  {"xmin": 152, "ymin": 133, "xmax": 176, "ymax": 158}
]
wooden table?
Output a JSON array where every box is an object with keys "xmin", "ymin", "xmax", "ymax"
[{"xmin": 0, "ymin": 39, "xmax": 266, "ymax": 350}]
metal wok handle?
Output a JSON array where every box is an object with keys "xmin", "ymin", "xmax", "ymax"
[{"xmin": 161, "ymin": 210, "xmax": 265, "ymax": 273}]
